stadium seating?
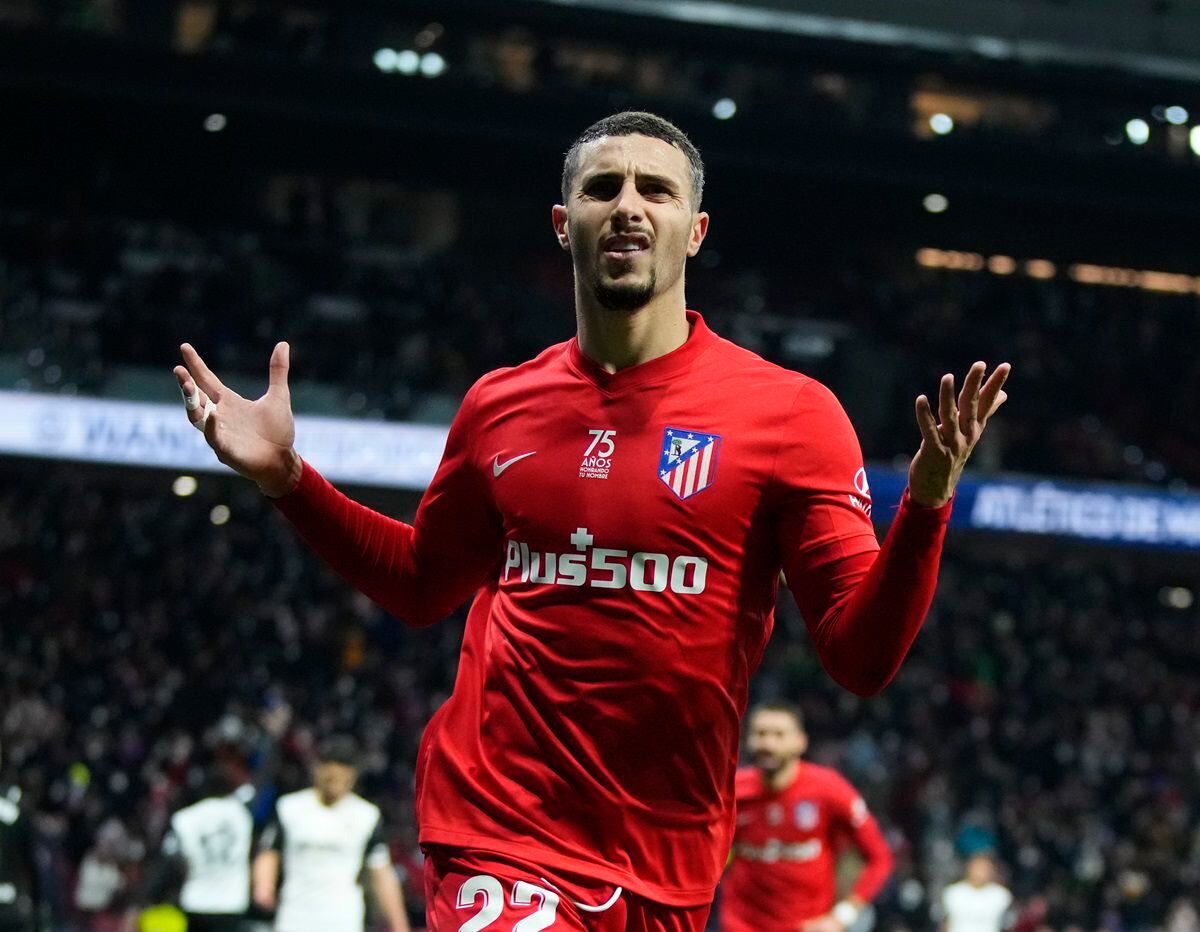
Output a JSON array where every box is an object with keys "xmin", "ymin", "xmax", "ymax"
[
  {"xmin": 1, "ymin": 197, "xmax": 1195, "ymax": 487},
  {"xmin": 1, "ymin": 463, "xmax": 1196, "ymax": 927}
]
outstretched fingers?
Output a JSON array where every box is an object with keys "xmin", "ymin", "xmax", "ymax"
[
  {"xmin": 957, "ymin": 361, "xmax": 986, "ymax": 435},
  {"xmin": 978, "ymin": 362, "xmax": 1012, "ymax": 423},
  {"xmin": 174, "ymin": 364, "xmax": 210, "ymax": 430},
  {"xmin": 984, "ymin": 389, "xmax": 1010, "ymax": 426},
  {"xmin": 937, "ymin": 372, "xmax": 960, "ymax": 445},
  {"xmin": 180, "ymin": 343, "xmax": 224, "ymax": 402},
  {"xmin": 202, "ymin": 395, "xmax": 223, "ymax": 448},
  {"xmin": 915, "ymin": 394, "xmax": 944, "ymax": 450}
]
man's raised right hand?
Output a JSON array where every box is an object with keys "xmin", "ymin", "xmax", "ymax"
[{"xmin": 174, "ymin": 341, "xmax": 302, "ymax": 498}]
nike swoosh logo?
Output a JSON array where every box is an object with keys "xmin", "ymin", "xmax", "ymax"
[{"xmin": 493, "ymin": 451, "xmax": 536, "ymax": 477}]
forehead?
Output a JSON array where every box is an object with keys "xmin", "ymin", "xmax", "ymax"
[
  {"xmin": 575, "ymin": 133, "xmax": 691, "ymax": 183},
  {"xmin": 750, "ymin": 710, "xmax": 801, "ymax": 731}
]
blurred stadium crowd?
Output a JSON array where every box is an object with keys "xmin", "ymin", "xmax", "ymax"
[
  {"xmin": 0, "ymin": 468, "xmax": 437, "ymax": 930},
  {"xmin": 2, "ymin": 173, "xmax": 1198, "ymax": 488},
  {"xmin": 2, "ymin": 464, "xmax": 1198, "ymax": 929}
]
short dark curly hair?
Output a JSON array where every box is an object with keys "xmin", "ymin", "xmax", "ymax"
[{"xmin": 561, "ymin": 111, "xmax": 705, "ymax": 208}]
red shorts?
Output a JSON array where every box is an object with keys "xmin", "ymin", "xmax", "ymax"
[{"xmin": 423, "ymin": 846, "xmax": 711, "ymax": 932}]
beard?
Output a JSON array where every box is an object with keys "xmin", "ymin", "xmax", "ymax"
[{"xmin": 591, "ymin": 267, "xmax": 657, "ymax": 312}]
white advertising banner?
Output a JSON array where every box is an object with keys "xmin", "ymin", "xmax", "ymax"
[{"xmin": 0, "ymin": 390, "xmax": 449, "ymax": 490}]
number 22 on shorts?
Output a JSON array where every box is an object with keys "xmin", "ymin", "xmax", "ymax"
[{"xmin": 457, "ymin": 874, "xmax": 561, "ymax": 931}]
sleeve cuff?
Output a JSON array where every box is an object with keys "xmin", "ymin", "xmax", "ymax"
[
  {"xmin": 898, "ymin": 488, "xmax": 954, "ymax": 523},
  {"xmin": 272, "ymin": 458, "xmax": 321, "ymax": 511}
]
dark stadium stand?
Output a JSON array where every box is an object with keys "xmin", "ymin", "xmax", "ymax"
[
  {"xmin": 1, "ymin": 463, "xmax": 1197, "ymax": 928},
  {"xmin": 0, "ymin": 465, "xmax": 440, "ymax": 929},
  {"xmin": 1, "ymin": 188, "xmax": 1196, "ymax": 485}
]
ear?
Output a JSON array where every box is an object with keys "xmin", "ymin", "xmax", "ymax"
[
  {"xmin": 551, "ymin": 204, "xmax": 571, "ymax": 251},
  {"xmin": 686, "ymin": 211, "xmax": 710, "ymax": 258}
]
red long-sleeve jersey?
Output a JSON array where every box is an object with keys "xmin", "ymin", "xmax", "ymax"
[
  {"xmin": 275, "ymin": 311, "xmax": 949, "ymax": 905},
  {"xmin": 721, "ymin": 763, "xmax": 894, "ymax": 929}
]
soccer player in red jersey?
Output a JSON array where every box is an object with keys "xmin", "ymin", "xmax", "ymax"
[
  {"xmin": 721, "ymin": 703, "xmax": 893, "ymax": 932},
  {"xmin": 173, "ymin": 111, "xmax": 1010, "ymax": 930}
]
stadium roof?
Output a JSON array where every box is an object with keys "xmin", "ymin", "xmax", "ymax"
[{"xmin": 532, "ymin": 0, "xmax": 1200, "ymax": 83}]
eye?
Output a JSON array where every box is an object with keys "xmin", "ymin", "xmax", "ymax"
[
  {"xmin": 641, "ymin": 181, "xmax": 676, "ymax": 199},
  {"xmin": 584, "ymin": 178, "xmax": 619, "ymax": 200}
]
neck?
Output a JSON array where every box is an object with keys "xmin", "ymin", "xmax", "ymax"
[
  {"xmin": 574, "ymin": 278, "xmax": 689, "ymax": 373},
  {"xmin": 763, "ymin": 759, "xmax": 800, "ymax": 792}
]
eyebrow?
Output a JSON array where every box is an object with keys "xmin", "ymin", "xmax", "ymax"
[{"xmin": 579, "ymin": 170, "xmax": 682, "ymax": 191}]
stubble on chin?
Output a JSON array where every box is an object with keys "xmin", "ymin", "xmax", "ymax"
[{"xmin": 591, "ymin": 268, "xmax": 657, "ymax": 312}]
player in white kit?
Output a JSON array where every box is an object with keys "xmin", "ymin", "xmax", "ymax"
[
  {"xmin": 164, "ymin": 784, "xmax": 257, "ymax": 932},
  {"xmin": 122, "ymin": 773, "xmax": 261, "ymax": 932},
  {"xmin": 252, "ymin": 736, "xmax": 410, "ymax": 932},
  {"xmin": 939, "ymin": 853, "xmax": 1014, "ymax": 932}
]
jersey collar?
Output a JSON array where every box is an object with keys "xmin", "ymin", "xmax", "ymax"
[{"xmin": 566, "ymin": 310, "xmax": 716, "ymax": 393}]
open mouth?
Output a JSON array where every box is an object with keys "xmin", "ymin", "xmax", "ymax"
[
  {"xmin": 602, "ymin": 233, "xmax": 651, "ymax": 261},
  {"xmin": 604, "ymin": 248, "xmax": 647, "ymax": 261}
]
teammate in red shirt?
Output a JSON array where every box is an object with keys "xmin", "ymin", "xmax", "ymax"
[
  {"xmin": 722, "ymin": 703, "xmax": 893, "ymax": 932},
  {"xmin": 173, "ymin": 111, "xmax": 1010, "ymax": 930}
]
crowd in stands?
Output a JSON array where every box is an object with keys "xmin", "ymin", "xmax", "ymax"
[
  {"xmin": 1, "ymin": 458, "xmax": 1198, "ymax": 930},
  {"xmin": 1, "ymin": 167, "xmax": 1197, "ymax": 488},
  {"xmin": 0, "ymin": 467, "xmax": 438, "ymax": 929}
]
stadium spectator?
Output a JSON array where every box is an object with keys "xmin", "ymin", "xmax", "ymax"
[
  {"xmin": 72, "ymin": 819, "xmax": 132, "ymax": 932},
  {"xmin": 1166, "ymin": 899, "xmax": 1200, "ymax": 932},
  {"xmin": 0, "ymin": 747, "xmax": 44, "ymax": 932},
  {"xmin": 721, "ymin": 703, "xmax": 893, "ymax": 932},
  {"xmin": 936, "ymin": 853, "xmax": 1014, "ymax": 931}
]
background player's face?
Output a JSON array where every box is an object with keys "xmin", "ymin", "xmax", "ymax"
[
  {"xmin": 553, "ymin": 134, "xmax": 708, "ymax": 312},
  {"xmin": 746, "ymin": 710, "xmax": 808, "ymax": 776},
  {"xmin": 966, "ymin": 854, "xmax": 996, "ymax": 885},
  {"xmin": 313, "ymin": 760, "xmax": 357, "ymax": 804}
]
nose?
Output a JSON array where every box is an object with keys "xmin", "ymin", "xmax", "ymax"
[{"xmin": 611, "ymin": 178, "xmax": 645, "ymax": 225}]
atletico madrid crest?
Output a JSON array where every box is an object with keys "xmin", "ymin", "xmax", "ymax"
[
  {"xmin": 659, "ymin": 427, "xmax": 721, "ymax": 500},
  {"xmin": 794, "ymin": 801, "xmax": 819, "ymax": 830}
]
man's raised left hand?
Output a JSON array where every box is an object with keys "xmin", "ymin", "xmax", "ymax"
[{"xmin": 908, "ymin": 361, "xmax": 1011, "ymax": 508}]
